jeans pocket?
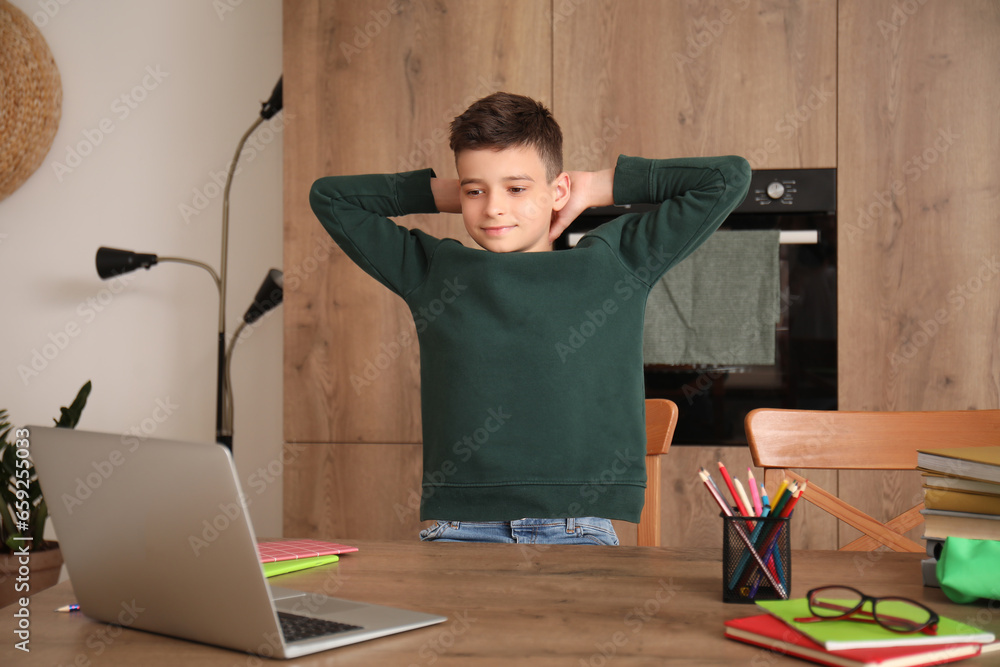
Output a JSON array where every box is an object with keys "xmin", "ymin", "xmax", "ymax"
[
  {"xmin": 576, "ymin": 518, "xmax": 620, "ymax": 546},
  {"xmin": 419, "ymin": 520, "xmax": 452, "ymax": 541}
]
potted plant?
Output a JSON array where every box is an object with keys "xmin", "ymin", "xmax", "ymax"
[{"xmin": 0, "ymin": 381, "xmax": 91, "ymax": 607}]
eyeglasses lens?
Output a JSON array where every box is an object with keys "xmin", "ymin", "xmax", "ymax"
[
  {"xmin": 810, "ymin": 586, "xmax": 863, "ymax": 618},
  {"xmin": 873, "ymin": 598, "xmax": 933, "ymax": 632}
]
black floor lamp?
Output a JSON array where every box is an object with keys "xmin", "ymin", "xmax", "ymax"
[{"xmin": 95, "ymin": 77, "xmax": 285, "ymax": 450}]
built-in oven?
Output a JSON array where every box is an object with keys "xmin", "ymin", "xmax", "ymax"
[{"xmin": 557, "ymin": 168, "xmax": 837, "ymax": 446}]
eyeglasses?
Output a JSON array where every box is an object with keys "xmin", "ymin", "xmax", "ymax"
[{"xmin": 794, "ymin": 586, "xmax": 939, "ymax": 635}]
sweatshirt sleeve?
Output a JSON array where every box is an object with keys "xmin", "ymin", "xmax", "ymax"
[
  {"xmin": 587, "ymin": 155, "xmax": 752, "ymax": 284},
  {"xmin": 309, "ymin": 168, "xmax": 441, "ymax": 297}
]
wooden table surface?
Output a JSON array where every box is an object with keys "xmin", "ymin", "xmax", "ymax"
[{"xmin": 2, "ymin": 541, "xmax": 998, "ymax": 665}]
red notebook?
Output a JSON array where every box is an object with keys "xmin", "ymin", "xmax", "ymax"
[
  {"xmin": 256, "ymin": 539, "xmax": 359, "ymax": 563},
  {"xmin": 724, "ymin": 614, "xmax": 981, "ymax": 667}
]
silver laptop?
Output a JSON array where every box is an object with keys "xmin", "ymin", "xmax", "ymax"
[{"xmin": 31, "ymin": 426, "xmax": 446, "ymax": 659}]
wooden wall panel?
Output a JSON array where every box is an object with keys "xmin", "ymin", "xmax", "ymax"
[
  {"xmin": 283, "ymin": 0, "xmax": 552, "ymax": 445},
  {"xmin": 837, "ymin": 1, "xmax": 1000, "ymax": 547},
  {"xmin": 838, "ymin": 0, "xmax": 1000, "ymax": 413},
  {"xmin": 553, "ymin": 0, "xmax": 837, "ymax": 170},
  {"xmin": 283, "ymin": 442, "xmax": 428, "ymax": 541}
]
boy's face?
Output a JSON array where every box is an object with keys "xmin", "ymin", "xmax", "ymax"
[{"xmin": 456, "ymin": 145, "xmax": 569, "ymax": 253}]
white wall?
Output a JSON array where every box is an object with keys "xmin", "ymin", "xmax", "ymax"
[{"xmin": 2, "ymin": 1, "xmax": 284, "ymax": 537}]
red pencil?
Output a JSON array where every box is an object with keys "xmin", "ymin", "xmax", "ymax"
[{"xmin": 717, "ymin": 462, "xmax": 749, "ymax": 516}]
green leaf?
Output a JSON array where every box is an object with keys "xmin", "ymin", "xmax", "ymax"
[{"xmin": 54, "ymin": 380, "xmax": 92, "ymax": 428}]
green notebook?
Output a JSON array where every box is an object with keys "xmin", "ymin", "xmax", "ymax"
[
  {"xmin": 262, "ymin": 555, "xmax": 340, "ymax": 578},
  {"xmin": 756, "ymin": 597, "xmax": 995, "ymax": 650}
]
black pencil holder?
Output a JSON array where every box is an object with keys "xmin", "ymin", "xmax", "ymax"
[{"xmin": 721, "ymin": 513, "xmax": 791, "ymax": 603}]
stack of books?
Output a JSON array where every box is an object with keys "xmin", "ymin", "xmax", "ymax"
[
  {"xmin": 917, "ymin": 446, "xmax": 1000, "ymax": 586},
  {"xmin": 725, "ymin": 597, "xmax": 997, "ymax": 667}
]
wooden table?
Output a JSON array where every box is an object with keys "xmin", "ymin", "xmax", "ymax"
[{"xmin": 2, "ymin": 541, "xmax": 998, "ymax": 665}]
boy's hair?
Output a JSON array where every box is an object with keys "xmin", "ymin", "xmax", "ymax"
[{"xmin": 449, "ymin": 92, "xmax": 563, "ymax": 183}]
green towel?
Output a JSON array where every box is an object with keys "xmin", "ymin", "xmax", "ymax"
[
  {"xmin": 936, "ymin": 537, "xmax": 1000, "ymax": 604},
  {"xmin": 643, "ymin": 230, "xmax": 780, "ymax": 365}
]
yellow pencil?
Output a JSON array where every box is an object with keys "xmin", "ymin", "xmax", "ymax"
[{"xmin": 771, "ymin": 479, "xmax": 789, "ymax": 510}]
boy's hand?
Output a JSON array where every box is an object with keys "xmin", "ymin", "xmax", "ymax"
[
  {"xmin": 549, "ymin": 168, "xmax": 614, "ymax": 242},
  {"xmin": 430, "ymin": 178, "xmax": 462, "ymax": 214}
]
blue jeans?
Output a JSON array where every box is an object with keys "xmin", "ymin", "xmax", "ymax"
[{"xmin": 419, "ymin": 517, "xmax": 619, "ymax": 545}]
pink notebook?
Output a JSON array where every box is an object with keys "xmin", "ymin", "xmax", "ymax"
[{"xmin": 257, "ymin": 539, "xmax": 359, "ymax": 563}]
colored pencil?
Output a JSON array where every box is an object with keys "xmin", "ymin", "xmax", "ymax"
[
  {"xmin": 718, "ymin": 462, "xmax": 749, "ymax": 516},
  {"xmin": 770, "ymin": 479, "xmax": 789, "ymax": 511},
  {"xmin": 734, "ymin": 478, "xmax": 755, "ymax": 517},
  {"xmin": 748, "ymin": 468, "xmax": 763, "ymax": 516},
  {"xmin": 748, "ymin": 483, "xmax": 806, "ymax": 596},
  {"xmin": 699, "ymin": 469, "xmax": 787, "ymax": 598}
]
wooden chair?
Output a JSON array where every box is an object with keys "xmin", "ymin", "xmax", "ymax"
[
  {"xmin": 637, "ymin": 398, "xmax": 679, "ymax": 547},
  {"xmin": 745, "ymin": 408, "xmax": 1000, "ymax": 552}
]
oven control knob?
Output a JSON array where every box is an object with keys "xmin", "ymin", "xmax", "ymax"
[{"xmin": 766, "ymin": 181, "xmax": 785, "ymax": 200}]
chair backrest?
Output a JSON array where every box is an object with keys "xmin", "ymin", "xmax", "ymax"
[
  {"xmin": 637, "ymin": 398, "xmax": 679, "ymax": 547},
  {"xmin": 745, "ymin": 408, "xmax": 1000, "ymax": 551}
]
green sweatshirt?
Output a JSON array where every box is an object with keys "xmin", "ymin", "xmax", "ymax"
[{"xmin": 310, "ymin": 155, "xmax": 751, "ymax": 522}]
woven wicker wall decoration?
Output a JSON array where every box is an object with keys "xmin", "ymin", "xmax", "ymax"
[{"xmin": 0, "ymin": 0, "xmax": 62, "ymax": 202}]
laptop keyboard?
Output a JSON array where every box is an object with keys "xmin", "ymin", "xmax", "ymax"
[{"xmin": 277, "ymin": 611, "xmax": 363, "ymax": 642}]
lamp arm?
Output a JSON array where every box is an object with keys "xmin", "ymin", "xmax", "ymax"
[
  {"xmin": 221, "ymin": 115, "xmax": 265, "ymax": 336},
  {"xmin": 221, "ymin": 320, "xmax": 249, "ymax": 437},
  {"xmin": 156, "ymin": 257, "xmax": 222, "ymax": 296}
]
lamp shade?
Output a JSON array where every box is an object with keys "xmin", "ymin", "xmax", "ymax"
[
  {"xmin": 96, "ymin": 247, "xmax": 158, "ymax": 279},
  {"xmin": 242, "ymin": 269, "xmax": 283, "ymax": 324}
]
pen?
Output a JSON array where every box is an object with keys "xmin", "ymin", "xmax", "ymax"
[
  {"xmin": 748, "ymin": 468, "xmax": 762, "ymax": 516},
  {"xmin": 56, "ymin": 604, "xmax": 81, "ymax": 613},
  {"xmin": 698, "ymin": 469, "xmax": 787, "ymax": 598},
  {"xmin": 717, "ymin": 462, "xmax": 749, "ymax": 516}
]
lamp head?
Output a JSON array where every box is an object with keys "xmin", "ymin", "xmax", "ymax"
[
  {"xmin": 259, "ymin": 76, "xmax": 282, "ymax": 120},
  {"xmin": 243, "ymin": 269, "xmax": 283, "ymax": 324},
  {"xmin": 96, "ymin": 247, "xmax": 158, "ymax": 279}
]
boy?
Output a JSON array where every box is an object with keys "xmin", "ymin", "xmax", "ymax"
[{"xmin": 310, "ymin": 92, "xmax": 751, "ymax": 544}]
